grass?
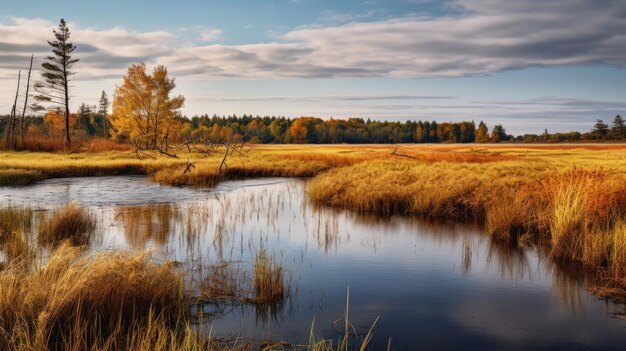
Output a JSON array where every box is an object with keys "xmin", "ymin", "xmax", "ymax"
[
  {"xmin": 0, "ymin": 168, "xmax": 45, "ymax": 186},
  {"xmin": 198, "ymin": 250, "xmax": 290, "ymax": 316},
  {"xmin": 250, "ymin": 248, "xmax": 288, "ymax": 305},
  {"xmin": 0, "ymin": 242, "xmax": 188, "ymax": 351},
  {"xmin": 38, "ymin": 203, "xmax": 96, "ymax": 246},
  {"xmin": 307, "ymin": 151, "xmax": 626, "ymax": 295},
  {"xmin": 0, "ymin": 207, "xmax": 374, "ymax": 351},
  {"xmin": 2, "ymin": 143, "xmax": 626, "ymax": 319}
]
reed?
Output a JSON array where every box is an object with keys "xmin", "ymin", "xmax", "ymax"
[
  {"xmin": 0, "ymin": 168, "xmax": 45, "ymax": 186},
  {"xmin": 251, "ymin": 249, "xmax": 287, "ymax": 304},
  {"xmin": 38, "ymin": 203, "xmax": 96, "ymax": 246},
  {"xmin": 0, "ymin": 243, "xmax": 188, "ymax": 351}
]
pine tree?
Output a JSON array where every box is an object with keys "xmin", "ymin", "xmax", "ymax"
[
  {"xmin": 610, "ymin": 114, "xmax": 625, "ymax": 140},
  {"xmin": 591, "ymin": 119, "xmax": 609, "ymax": 140},
  {"xmin": 33, "ymin": 18, "xmax": 79, "ymax": 146},
  {"xmin": 98, "ymin": 91, "xmax": 110, "ymax": 139},
  {"xmin": 491, "ymin": 124, "xmax": 507, "ymax": 142}
]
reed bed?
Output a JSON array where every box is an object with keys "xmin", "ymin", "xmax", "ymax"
[
  {"xmin": 308, "ymin": 160, "xmax": 626, "ymax": 294},
  {"xmin": 251, "ymin": 249, "xmax": 287, "ymax": 305},
  {"xmin": 38, "ymin": 203, "xmax": 96, "ymax": 246},
  {"xmin": 0, "ymin": 243, "xmax": 189, "ymax": 351}
]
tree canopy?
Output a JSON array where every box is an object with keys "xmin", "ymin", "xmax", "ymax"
[{"xmin": 109, "ymin": 63, "xmax": 185, "ymax": 151}]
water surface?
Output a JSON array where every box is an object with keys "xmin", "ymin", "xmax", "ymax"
[{"xmin": 1, "ymin": 176, "xmax": 625, "ymax": 350}]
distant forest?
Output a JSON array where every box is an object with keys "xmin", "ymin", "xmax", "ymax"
[{"xmin": 1, "ymin": 112, "xmax": 624, "ymax": 144}]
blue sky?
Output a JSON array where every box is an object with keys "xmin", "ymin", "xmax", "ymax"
[{"xmin": 0, "ymin": 0, "xmax": 625, "ymax": 134}]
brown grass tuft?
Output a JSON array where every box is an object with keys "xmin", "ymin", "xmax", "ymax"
[
  {"xmin": 0, "ymin": 243, "xmax": 187, "ymax": 351},
  {"xmin": 251, "ymin": 249, "xmax": 287, "ymax": 305},
  {"xmin": 38, "ymin": 203, "xmax": 96, "ymax": 246}
]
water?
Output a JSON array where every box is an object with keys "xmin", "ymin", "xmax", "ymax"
[{"xmin": 1, "ymin": 176, "xmax": 625, "ymax": 350}]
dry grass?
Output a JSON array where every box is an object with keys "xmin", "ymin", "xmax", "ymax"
[
  {"xmin": 199, "ymin": 262, "xmax": 243, "ymax": 301},
  {"xmin": 0, "ymin": 168, "xmax": 45, "ymax": 186},
  {"xmin": 38, "ymin": 203, "xmax": 96, "ymax": 246},
  {"xmin": 306, "ymin": 151, "xmax": 626, "ymax": 294},
  {"xmin": 250, "ymin": 249, "xmax": 287, "ymax": 305},
  {"xmin": 15, "ymin": 137, "xmax": 132, "ymax": 153},
  {"xmin": 2, "ymin": 143, "xmax": 626, "ymax": 298},
  {"xmin": 0, "ymin": 243, "xmax": 190, "ymax": 351}
]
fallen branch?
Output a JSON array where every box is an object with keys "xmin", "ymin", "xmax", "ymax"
[{"xmin": 390, "ymin": 146, "xmax": 417, "ymax": 159}]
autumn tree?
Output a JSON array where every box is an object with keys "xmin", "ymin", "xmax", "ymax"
[
  {"xmin": 33, "ymin": 19, "xmax": 78, "ymax": 146},
  {"xmin": 475, "ymin": 121, "xmax": 489, "ymax": 143},
  {"xmin": 289, "ymin": 117, "xmax": 322, "ymax": 143},
  {"xmin": 44, "ymin": 109, "xmax": 76, "ymax": 138},
  {"xmin": 110, "ymin": 63, "xmax": 185, "ymax": 152}
]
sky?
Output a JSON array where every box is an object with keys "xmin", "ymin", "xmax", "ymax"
[{"xmin": 0, "ymin": 0, "xmax": 625, "ymax": 134}]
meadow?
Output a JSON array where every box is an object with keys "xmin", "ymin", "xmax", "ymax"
[{"xmin": 1, "ymin": 143, "xmax": 626, "ymax": 349}]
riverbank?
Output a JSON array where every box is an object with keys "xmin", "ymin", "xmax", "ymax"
[{"xmin": 2, "ymin": 144, "xmax": 626, "ymax": 300}]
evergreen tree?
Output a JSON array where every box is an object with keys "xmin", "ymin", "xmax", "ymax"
[
  {"xmin": 33, "ymin": 18, "xmax": 79, "ymax": 146},
  {"xmin": 98, "ymin": 91, "xmax": 110, "ymax": 139},
  {"xmin": 610, "ymin": 114, "xmax": 625, "ymax": 140},
  {"xmin": 591, "ymin": 119, "xmax": 609, "ymax": 140},
  {"xmin": 491, "ymin": 124, "xmax": 507, "ymax": 142}
]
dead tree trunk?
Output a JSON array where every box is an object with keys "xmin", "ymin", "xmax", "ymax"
[
  {"xmin": 4, "ymin": 71, "xmax": 21, "ymax": 150},
  {"xmin": 20, "ymin": 55, "xmax": 33, "ymax": 145}
]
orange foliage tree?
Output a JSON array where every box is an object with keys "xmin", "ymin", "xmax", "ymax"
[
  {"xmin": 109, "ymin": 63, "xmax": 185, "ymax": 152},
  {"xmin": 43, "ymin": 110, "xmax": 76, "ymax": 139}
]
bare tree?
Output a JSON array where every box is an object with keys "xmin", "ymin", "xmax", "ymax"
[
  {"xmin": 33, "ymin": 18, "xmax": 78, "ymax": 146},
  {"xmin": 4, "ymin": 71, "xmax": 21, "ymax": 150},
  {"xmin": 20, "ymin": 55, "xmax": 34, "ymax": 144}
]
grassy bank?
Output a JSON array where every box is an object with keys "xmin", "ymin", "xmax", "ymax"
[
  {"xmin": 2, "ymin": 144, "xmax": 626, "ymax": 299},
  {"xmin": 307, "ymin": 146, "xmax": 626, "ymax": 297}
]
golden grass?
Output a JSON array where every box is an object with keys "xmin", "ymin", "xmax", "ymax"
[
  {"xmin": 38, "ymin": 203, "xmax": 96, "ymax": 246},
  {"xmin": 0, "ymin": 168, "xmax": 45, "ymax": 186},
  {"xmin": 0, "ymin": 243, "xmax": 190, "ymax": 351},
  {"xmin": 307, "ymin": 153, "xmax": 626, "ymax": 294},
  {"xmin": 2, "ymin": 143, "xmax": 626, "ymax": 298},
  {"xmin": 251, "ymin": 249, "xmax": 287, "ymax": 305}
]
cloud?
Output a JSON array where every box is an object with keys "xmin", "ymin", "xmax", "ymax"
[
  {"xmin": 189, "ymin": 94, "xmax": 456, "ymax": 102},
  {"xmin": 1, "ymin": 1, "xmax": 626, "ymax": 81},
  {"xmin": 0, "ymin": 17, "xmax": 174, "ymax": 80},
  {"xmin": 199, "ymin": 28, "xmax": 223, "ymax": 43},
  {"xmin": 160, "ymin": 0, "xmax": 626, "ymax": 79}
]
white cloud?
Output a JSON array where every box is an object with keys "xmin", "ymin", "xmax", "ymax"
[
  {"xmin": 199, "ymin": 28, "xmax": 223, "ymax": 43},
  {"xmin": 1, "ymin": 1, "xmax": 626, "ymax": 81},
  {"xmin": 163, "ymin": 0, "xmax": 626, "ymax": 79}
]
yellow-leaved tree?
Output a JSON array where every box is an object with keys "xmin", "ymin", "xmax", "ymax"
[{"xmin": 110, "ymin": 63, "xmax": 185, "ymax": 152}]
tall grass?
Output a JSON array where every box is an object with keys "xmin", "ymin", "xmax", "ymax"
[
  {"xmin": 0, "ymin": 243, "xmax": 188, "ymax": 351},
  {"xmin": 308, "ymin": 161, "xmax": 626, "ymax": 294},
  {"xmin": 38, "ymin": 203, "xmax": 96, "ymax": 246},
  {"xmin": 0, "ymin": 168, "xmax": 45, "ymax": 186},
  {"xmin": 251, "ymin": 249, "xmax": 287, "ymax": 305}
]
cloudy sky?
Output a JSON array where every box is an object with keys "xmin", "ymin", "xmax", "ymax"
[{"xmin": 0, "ymin": 0, "xmax": 625, "ymax": 134}]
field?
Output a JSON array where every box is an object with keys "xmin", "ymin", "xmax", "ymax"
[{"xmin": 1, "ymin": 143, "xmax": 626, "ymax": 349}]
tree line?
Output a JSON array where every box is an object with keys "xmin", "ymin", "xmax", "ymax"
[{"xmin": 3, "ymin": 108, "xmax": 625, "ymax": 147}]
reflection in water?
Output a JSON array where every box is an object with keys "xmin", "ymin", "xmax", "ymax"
[
  {"xmin": 1, "ymin": 177, "xmax": 626, "ymax": 350},
  {"xmin": 486, "ymin": 239, "xmax": 531, "ymax": 282}
]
